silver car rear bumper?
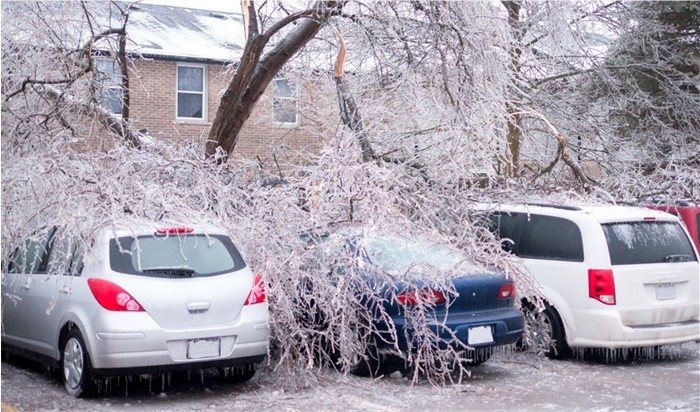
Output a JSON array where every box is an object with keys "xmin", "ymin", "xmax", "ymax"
[{"xmin": 85, "ymin": 304, "xmax": 269, "ymax": 371}]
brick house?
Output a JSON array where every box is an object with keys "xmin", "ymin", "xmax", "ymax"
[{"xmin": 97, "ymin": 2, "xmax": 332, "ymax": 161}]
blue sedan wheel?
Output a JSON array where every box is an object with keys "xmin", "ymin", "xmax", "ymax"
[{"xmin": 345, "ymin": 325, "xmax": 380, "ymax": 377}]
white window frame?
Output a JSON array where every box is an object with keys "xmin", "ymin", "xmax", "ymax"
[
  {"xmin": 272, "ymin": 76, "xmax": 299, "ymax": 126},
  {"xmin": 176, "ymin": 63, "xmax": 207, "ymax": 122},
  {"xmin": 94, "ymin": 56, "xmax": 123, "ymax": 116}
]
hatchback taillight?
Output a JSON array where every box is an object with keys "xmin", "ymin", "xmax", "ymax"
[
  {"xmin": 497, "ymin": 282, "xmax": 516, "ymax": 299},
  {"xmin": 397, "ymin": 289, "xmax": 446, "ymax": 305},
  {"xmin": 245, "ymin": 274, "xmax": 266, "ymax": 305},
  {"xmin": 588, "ymin": 269, "xmax": 616, "ymax": 305},
  {"xmin": 88, "ymin": 278, "xmax": 144, "ymax": 311}
]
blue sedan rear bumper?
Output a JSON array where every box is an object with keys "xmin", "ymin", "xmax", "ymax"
[{"xmin": 375, "ymin": 307, "xmax": 524, "ymax": 351}]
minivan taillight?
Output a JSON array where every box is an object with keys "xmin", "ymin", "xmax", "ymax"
[
  {"xmin": 88, "ymin": 278, "xmax": 144, "ymax": 311},
  {"xmin": 588, "ymin": 269, "xmax": 616, "ymax": 305},
  {"xmin": 245, "ymin": 274, "xmax": 266, "ymax": 305},
  {"xmin": 497, "ymin": 282, "xmax": 516, "ymax": 299}
]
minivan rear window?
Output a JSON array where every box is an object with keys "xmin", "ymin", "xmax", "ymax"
[
  {"xmin": 603, "ymin": 222, "xmax": 697, "ymax": 265},
  {"xmin": 110, "ymin": 234, "xmax": 246, "ymax": 277}
]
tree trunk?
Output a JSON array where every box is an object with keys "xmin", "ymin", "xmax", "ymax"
[
  {"xmin": 505, "ymin": 109, "xmax": 522, "ymax": 176},
  {"xmin": 205, "ymin": 1, "xmax": 341, "ymax": 161},
  {"xmin": 503, "ymin": 0, "xmax": 524, "ymax": 178}
]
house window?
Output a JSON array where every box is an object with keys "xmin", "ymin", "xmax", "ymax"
[
  {"xmin": 176, "ymin": 64, "xmax": 206, "ymax": 120},
  {"xmin": 94, "ymin": 57, "xmax": 123, "ymax": 115},
  {"xmin": 272, "ymin": 76, "xmax": 298, "ymax": 125}
]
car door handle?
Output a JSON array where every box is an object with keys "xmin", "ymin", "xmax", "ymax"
[{"xmin": 60, "ymin": 286, "xmax": 71, "ymax": 294}]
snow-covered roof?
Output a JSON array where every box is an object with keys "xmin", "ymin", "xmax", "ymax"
[{"xmin": 118, "ymin": 2, "xmax": 246, "ymax": 63}]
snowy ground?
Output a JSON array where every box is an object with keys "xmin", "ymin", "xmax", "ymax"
[{"xmin": 2, "ymin": 343, "xmax": 699, "ymax": 412}]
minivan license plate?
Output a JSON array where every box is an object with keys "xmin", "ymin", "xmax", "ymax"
[
  {"xmin": 656, "ymin": 283, "xmax": 676, "ymax": 301},
  {"xmin": 468, "ymin": 326, "xmax": 494, "ymax": 345},
  {"xmin": 187, "ymin": 338, "xmax": 221, "ymax": 359}
]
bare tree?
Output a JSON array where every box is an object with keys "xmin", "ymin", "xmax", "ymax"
[
  {"xmin": 1, "ymin": 1, "xmax": 143, "ymax": 151},
  {"xmin": 204, "ymin": 0, "xmax": 343, "ymax": 161}
]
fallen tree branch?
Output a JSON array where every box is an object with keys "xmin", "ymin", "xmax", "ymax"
[{"xmin": 514, "ymin": 108, "xmax": 597, "ymax": 192}]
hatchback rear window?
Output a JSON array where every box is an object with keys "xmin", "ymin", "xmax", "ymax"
[
  {"xmin": 603, "ymin": 222, "xmax": 697, "ymax": 265},
  {"xmin": 110, "ymin": 234, "xmax": 246, "ymax": 277}
]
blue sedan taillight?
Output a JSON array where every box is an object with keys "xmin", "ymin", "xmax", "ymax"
[
  {"xmin": 397, "ymin": 289, "xmax": 446, "ymax": 305},
  {"xmin": 497, "ymin": 283, "xmax": 516, "ymax": 299}
]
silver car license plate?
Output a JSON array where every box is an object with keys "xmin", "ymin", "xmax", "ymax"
[
  {"xmin": 187, "ymin": 338, "xmax": 221, "ymax": 359},
  {"xmin": 656, "ymin": 283, "xmax": 676, "ymax": 301},
  {"xmin": 467, "ymin": 325, "xmax": 494, "ymax": 345}
]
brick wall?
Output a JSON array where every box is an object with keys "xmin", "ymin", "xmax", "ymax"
[{"xmin": 127, "ymin": 58, "xmax": 334, "ymax": 163}]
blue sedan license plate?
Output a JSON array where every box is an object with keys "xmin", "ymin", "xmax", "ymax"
[
  {"xmin": 468, "ymin": 325, "xmax": 494, "ymax": 345},
  {"xmin": 187, "ymin": 338, "xmax": 221, "ymax": 359}
]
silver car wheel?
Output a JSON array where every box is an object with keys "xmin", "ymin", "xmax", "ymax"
[
  {"xmin": 63, "ymin": 337, "xmax": 84, "ymax": 390},
  {"xmin": 61, "ymin": 329, "xmax": 95, "ymax": 397}
]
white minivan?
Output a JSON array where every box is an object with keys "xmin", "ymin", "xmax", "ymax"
[{"xmin": 473, "ymin": 203, "xmax": 700, "ymax": 358}]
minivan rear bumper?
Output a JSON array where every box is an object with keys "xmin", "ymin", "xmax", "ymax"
[{"xmin": 568, "ymin": 310, "xmax": 700, "ymax": 348}]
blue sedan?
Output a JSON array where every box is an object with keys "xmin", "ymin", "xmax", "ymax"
[{"xmin": 304, "ymin": 230, "xmax": 524, "ymax": 375}]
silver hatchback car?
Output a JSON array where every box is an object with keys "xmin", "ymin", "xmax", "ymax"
[{"xmin": 1, "ymin": 223, "xmax": 269, "ymax": 397}]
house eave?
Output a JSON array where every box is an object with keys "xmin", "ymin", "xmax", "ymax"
[{"xmin": 135, "ymin": 52, "xmax": 235, "ymax": 66}]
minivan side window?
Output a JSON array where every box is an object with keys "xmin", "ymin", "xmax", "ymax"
[
  {"xmin": 518, "ymin": 215, "xmax": 584, "ymax": 262},
  {"xmin": 488, "ymin": 212, "xmax": 521, "ymax": 253}
]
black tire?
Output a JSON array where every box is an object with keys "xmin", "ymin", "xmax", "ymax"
[
  {"xmin": 540, "ymin": 306, "xmax": 570, "ymax": 359},
  {"xmin": 61, "ymin": 329, "xmax": 96, "ymax": 397},
  {"xmin": 340, "ymin": 324, "xmax": 381, "ymax": 377},
  {"xmin": 521, "ymin": 304, "xmax": 571, "ymax": 359},
  {"xmin": 217, "ymin": 364, "xmax": 256, "ymax": 384}
]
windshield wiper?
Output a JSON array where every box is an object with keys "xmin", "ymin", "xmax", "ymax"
[
  {"xmin": 664, "ymin": 255, "xmax": 691, "ymax": 263},
  {"xmin": 142, "ymin": 268, "xmax": 195, "ymax": 278}
]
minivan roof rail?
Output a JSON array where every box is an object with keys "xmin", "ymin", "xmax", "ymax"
[{"xmin": 525, "ymin": 203, "xmax": 583, "ymax": 211}]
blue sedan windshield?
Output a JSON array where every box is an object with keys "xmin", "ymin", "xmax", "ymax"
[{"xmin": 363, "ymin": 236, "xmax": 470, "ymax": 274}]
